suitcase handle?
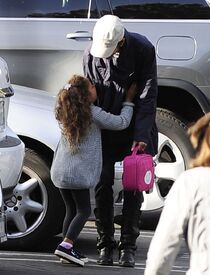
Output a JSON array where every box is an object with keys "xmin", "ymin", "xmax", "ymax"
[
  {"xmin": 132, "ymin": 147, "xmax": 138, "ymax": 155},
  {"xmin": 131, "ymin": 147, "xmax": 142, "ymax": 155}
]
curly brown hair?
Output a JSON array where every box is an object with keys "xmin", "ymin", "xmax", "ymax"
[
  {"xmin": 188, "ymin": 112, "xmax": 210, "ymax": 167},
  {"xmin": 55, "ymin": 75, "xmax": 92, "ymax": 152}
]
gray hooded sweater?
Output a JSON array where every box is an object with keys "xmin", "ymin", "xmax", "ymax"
[{"xmin": 50, "ymin": 102, "xmax": 134, "ymax": 189}]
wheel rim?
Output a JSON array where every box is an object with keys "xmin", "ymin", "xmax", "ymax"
[
  {"xmin": 114, "ymin": 132, "xmax": 186, "ymax": 211},
  {"xmin": 4, "ymin": 166, "xmax": 48, "ymax": 239},
  {"xmin": 151, "ymin": 132, "xmax": 186, "ymax": 207}
]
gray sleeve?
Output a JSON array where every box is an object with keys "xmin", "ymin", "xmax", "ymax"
[{"xmin": 91, "ymin": 102, "xmax": 134, "ymax": 130}]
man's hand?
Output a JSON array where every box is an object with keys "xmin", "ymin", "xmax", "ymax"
[
  {"xmin": 132, "ymin": 141, "xmax": 147, "ymax": 152},
  {"xmin": 125, "ymin": 82, "xmax": 138, "ymax": 102}
]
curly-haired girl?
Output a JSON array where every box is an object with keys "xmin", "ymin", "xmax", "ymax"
[{"xmin": 51, "ymin": 74, "xmax": 136, "ymax": 266}]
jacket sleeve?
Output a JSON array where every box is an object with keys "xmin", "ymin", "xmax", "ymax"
[
  {"xmin": 133, "ymin": 44, "xmax": 158, "ymax": 143},
  {"xmin": 144, "ymin": 174, "xmax": 190, "ymax": 275},
  {"xmin": 91, "ymin": 103, "xmax": 134, "ymax": 130},
  {"xmin": 83, "ymin": 46, "xmax": 94, "ymax": 80}
]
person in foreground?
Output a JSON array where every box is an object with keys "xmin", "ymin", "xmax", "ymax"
[
  {"xmin": 83, "ymin": 14, "xmax": 158, "ymax": 267},
  {"xmin": 50, "ymin": 75, "xmax": 136, "ymax": 266},
  {"xmin": 144, "ymin": 113, "xmax": 210, "ymax": 275}
]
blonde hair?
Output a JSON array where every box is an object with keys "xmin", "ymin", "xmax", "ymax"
[{"xmin": 188, "ymin": 112, "xmax": 210, "ymax": 167}]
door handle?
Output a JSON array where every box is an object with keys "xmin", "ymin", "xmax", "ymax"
[{"xmin": 66, "ymin": 31, "xmax": 92, "ymax": 41}]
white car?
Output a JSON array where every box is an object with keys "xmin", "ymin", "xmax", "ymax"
[{"xmin": 0, "ymin": 57, "xmax": 25, "ymax": 243}]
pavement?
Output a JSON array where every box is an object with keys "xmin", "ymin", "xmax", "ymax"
[{"xmin": 0, "ymin": 225, "xmax": 189, "ymax": 275}]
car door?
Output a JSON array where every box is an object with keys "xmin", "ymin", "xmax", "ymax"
[{"xmin": 0, "ymin": 0, "xmax": 111, "ymax": 95}]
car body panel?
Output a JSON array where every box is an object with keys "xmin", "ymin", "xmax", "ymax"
[
  {"xmin": 0, "ymin": 57, "xmax": 25, "ymax": 243},
  {"xmin": 9, "ymin": 85, "xmax": 60, "ymax": 150},
  {"xmin": 0, "ymin": 18, "xmax": 210, "ymax": 99},
  {"xmin": 0, "ymin": 127, "xmax": 24, "ymax": 191},
  {"xmin": 0, "ymin": 58, "xmax": 25, "ymax": 194}
]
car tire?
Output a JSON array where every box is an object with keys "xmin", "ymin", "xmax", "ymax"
[
  {"xmin": 2, "ymin": 148, "xmax": 64, "ymax": 250},
  {"xmin": 155, "ymin": 108, "xmax": 194, "ymax": 200}
]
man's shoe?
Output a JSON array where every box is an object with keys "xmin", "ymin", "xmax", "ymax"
[
  {"xmin": 54, "ymin": 245, "xmax": 85, "ymax": 266},
  {"xmin": 97, "ymin": 247, "xmax": 113, "ymax": 265},
  {"xmin": 119, "ymin": 249, "xmax": 135, "ymax": 267}
]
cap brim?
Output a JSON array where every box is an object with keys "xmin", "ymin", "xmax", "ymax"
[{"xmin": 90, "ymin": 40, "xmax": 118, "ymax": 58}]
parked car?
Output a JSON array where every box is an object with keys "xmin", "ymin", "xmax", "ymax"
[
  {"xmin": 1, "ymin": 0, "xmax": 210, "ymax": 249},
  {"xmin": 0, "ymin": 57, "xmax": 25, "ymax": 244}
]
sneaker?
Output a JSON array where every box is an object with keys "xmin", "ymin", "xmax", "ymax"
[
  {"xmin": 54, "ymin": 245, "xmax": 85, "ymax": 266},
  {"xmin": 60, "ymin": 249, "xmax": 88, "ymax": 263},
  {"xmin": 74, "ymin": 249, "xmax": 88, "ymax": 263}
]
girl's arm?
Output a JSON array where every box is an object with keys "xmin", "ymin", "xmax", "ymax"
[{"xmin": 91, "ymin": 102, "xmax": 134, "ymax": 130}]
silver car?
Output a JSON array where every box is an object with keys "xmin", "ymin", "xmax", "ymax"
[
  {"xmin": 0, "ymin": 57, "xmax": 25, "ymax": 243},
  {"xmin": 1, "ymin": 0, "xmax": 210, "ymax": 249}
]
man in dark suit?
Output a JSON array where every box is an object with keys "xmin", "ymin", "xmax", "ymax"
[{"xmin": 83, "ymin": 14, "xmax": 158, "ymax": 267}]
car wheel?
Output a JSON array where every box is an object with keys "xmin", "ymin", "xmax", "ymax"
[
  {"xmin": 150, "ymin": 108, "xmax": 194, "ymax": 208},
  {"xmin": 3, "ymin": 148, "xmax": 64, "ymax": 250}
]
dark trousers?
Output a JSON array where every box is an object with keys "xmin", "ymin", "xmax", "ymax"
[
  {"xmin": 95, "ymin": 146, "xmax": 143, "ymax": 250},
  {"xmin": 59, "ymin": 188, "xmax": 91, "ymax": 242}
]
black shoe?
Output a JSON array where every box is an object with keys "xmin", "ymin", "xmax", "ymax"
[
  {"xmin": 54, "ymin": 245, "xmax": 85, "ymax": 266},
  {"xmin": 97, "ymin": 247, "xmax": 113, "ymax": 265},
  {"xmin": 119, "ymin": 249, "xmax": 135, "ymax": 267},
  {"xmin": 60, "ymin": 248, "xmax": 88, "ymax": 263}
]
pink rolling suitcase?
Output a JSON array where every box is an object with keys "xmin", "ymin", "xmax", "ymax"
[{"xmin": 122, "ymin": 147, "xmax": 155, "ymax": 192}]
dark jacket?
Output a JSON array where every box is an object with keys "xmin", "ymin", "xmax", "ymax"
[{"xmin": 83, "ymin": 30, "xmax": 158, "ymax": 158}]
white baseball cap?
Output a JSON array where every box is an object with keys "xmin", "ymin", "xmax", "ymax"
[{"xmin": 90, "ymin": 15, "xmax": 125, "ymax": 58}]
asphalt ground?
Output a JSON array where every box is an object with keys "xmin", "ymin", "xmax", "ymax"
[{"xmin": 0, "ymin": 225, "xmax": 189, "ymax": 275}]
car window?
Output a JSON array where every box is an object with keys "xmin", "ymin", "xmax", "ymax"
[
  {"xmin": 110, "ymin": 0, "xmax": 210, "ymax": 19},
  {"xmin": 0, "ymin": 0, "xmax": 89, "ymax": 18},
  {"xmin": 90, "ymin": 0, "xmax": 111, "ymax": 17}
]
